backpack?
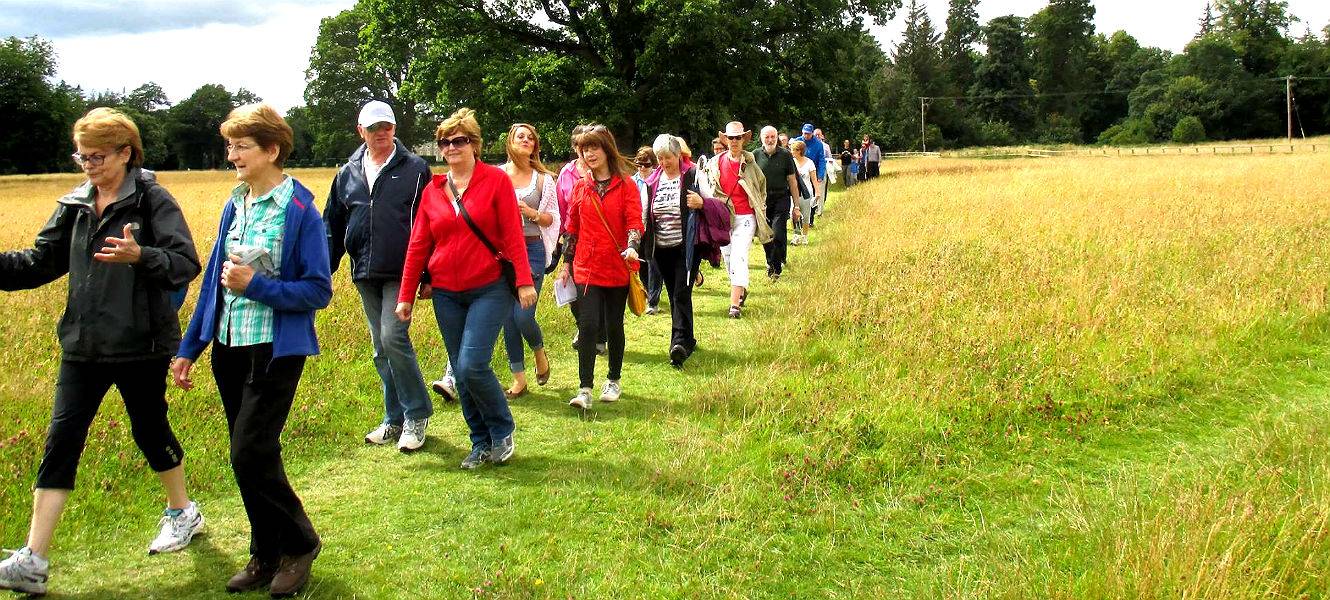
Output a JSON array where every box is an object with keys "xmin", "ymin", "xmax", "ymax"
[{"xmin": 134, "ymin": 180, "xmax": 189, "ymax": 310}]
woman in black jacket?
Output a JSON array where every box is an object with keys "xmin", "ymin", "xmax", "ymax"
[{"xmin": 0, "ymin": 108, "xmax": 203, "ymax": 596}]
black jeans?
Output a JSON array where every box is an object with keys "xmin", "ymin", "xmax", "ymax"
[
  {"xmin": 567, "ymin": 264, "xmax": 607, "ymax": 347},
  {"xmin": 653, "ymin": 245, "xmax": 702, "ymax": 356},
  {"xmin": 576, "ymin": 285, "xmax": 627, "ymax": 388},
  {"xmin": 36, "ymin": 358, "xmax": 183, "ymax": 490},
  {"xmin": 763, "ymin": 195, "xmax": 790, "ymax": 275},
  {"xmin": 868, "ymin": 161, "xmax": 881, "ymax": 179},
  {"xmin": 211, "ymin": 342, "xmax": 319, "ymax": 561}
]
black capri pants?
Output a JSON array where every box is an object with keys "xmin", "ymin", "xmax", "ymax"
[{"xmin": 36, "ymin": 358, "xmax": 184, "ymax": 490}]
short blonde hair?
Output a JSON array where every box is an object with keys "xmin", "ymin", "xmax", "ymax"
[
  {"xmin": 436, "ymin": 108, "xmax": 482, "ymax": 153},
  {"xmin": 677, "ymin": 137, "xmax": 693, "ymax": 161},
  {"xmin": 789, "ymin": 139, "xmax": 807, "ymax": 154},
  {"xmin": 220, "ymin": 103, "xmax": 294, "ymax": 168},
  {"xmin": 73, "ymin": 107, "xmax": 144, "ymax": 168}
]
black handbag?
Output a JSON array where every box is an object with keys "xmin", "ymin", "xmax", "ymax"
[{"xmin": 447, "ymin": 177, "xmax": 519, "ymax": 297}]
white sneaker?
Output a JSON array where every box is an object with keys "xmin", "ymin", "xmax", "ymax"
[
  {"xmin": 0, "ymin": 547, "xmax": 47, "ymax": 595},
  {"xmin": 148, "ymin": 501, "xmax": 204, "ymax": 555},
  {"xmin": 430, "ymin": 375, "xmax": 457, "ymax": 403},
  {"xmin": 600, "ymin": 380, "xmax": 622, "ymax": 403},
  {"xmin": 398, "ymin": 418, "xmax": 428, "ymax": 453},
  {"xmin": 364, "ymin": 423, "xmax": 402, "ymax": 445},
  {"xmin": 569, "ymin": 388, "xmax": 593, "ymax": 409}
]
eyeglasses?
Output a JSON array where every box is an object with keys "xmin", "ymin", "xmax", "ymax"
[
  {"xmin": 726, "ymin": 135, "xmax": 743, "ymax": 141},
  {"xmin": 225, "ymin": 142, "xmax": 258, "ymax": 154},
  {"xmin": 71, "ymin": 145, "xmax": 127, "ymax": 167},
  {"xmin": 437, "ymin": 135, "xmax": 472, "ymax": 149},
  {"xmin": 366, "ymin": 122, "xmax": 393, "ymax": 133}
]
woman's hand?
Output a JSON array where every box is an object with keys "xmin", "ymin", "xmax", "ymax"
[
  {"xmin": 622, "ymin": 247, "xmax": 639, "ymax": 263},
  {"xmin": 93, "ymin": 223, "xmax": 142, "ymax": 264},
  {"xmin": 221, "ymin": 254, "xmax": 256, "ymax": 293},
  {"xmin": 686, "ymin": 191, "xmax": 704, "ymax": 210},
  {"xmin": 395, "ymin": 301, "xmax": 413, "ymax": 323},
  {"xmin": 517, "ymin": 285, "xmax": 537, "ymax": 309},
  {"xmin": 170, "ymin": 357, "xmax": 194, "ymax": 391}
]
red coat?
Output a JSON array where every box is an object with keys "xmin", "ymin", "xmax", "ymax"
[
  {"xmin": 398, "ymin": 161, "xmax": 534, "ymax": 300},
  {"xmin": 567, "ymin": 175, "xmax": 644, "ymax": 288}
]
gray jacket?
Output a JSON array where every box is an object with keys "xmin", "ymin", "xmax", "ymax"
[{"xmin": 0, "ymin": 168, "xmax": 201, "ymax": 361}]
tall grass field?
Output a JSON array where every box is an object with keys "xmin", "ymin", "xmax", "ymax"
[{"xmin": 1, "ymin": 153, "xmax": 1328, "ymax": 598}]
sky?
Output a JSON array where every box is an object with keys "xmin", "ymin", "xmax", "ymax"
[{"xmin": 4, "ymin": 0, "xmax": 1329, "ymax": 114}]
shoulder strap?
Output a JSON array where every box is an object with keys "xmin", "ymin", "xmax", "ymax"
[
  {"xmin": 586, "ymin": 185, "xmax": 632, "ymax": 277},
  {"xmin": 448, "ymin": 176, "xmax": 504, "ymax": 260}
]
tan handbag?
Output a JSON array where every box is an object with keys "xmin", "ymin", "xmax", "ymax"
[{"xmin": 587, "ymin": 186, "xmax": 647, "ymax": 317}]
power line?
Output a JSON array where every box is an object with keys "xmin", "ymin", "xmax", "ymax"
[{"xmin": 920, "ymin": 89, "xmax": 1133, "ymax": 101}]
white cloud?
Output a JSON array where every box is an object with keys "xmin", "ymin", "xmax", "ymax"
[{"xmin": 49, "ymin": 1, "xmax": 355, "ymax": 113}]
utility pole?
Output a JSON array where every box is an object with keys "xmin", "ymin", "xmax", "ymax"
[
  {"xmin": 1286, "ymin": 75, "xmax": 1294, "ymax": 143},
  {"xmin": 920, "ymin": 97, "xmax": 928, "ymax": 153}
]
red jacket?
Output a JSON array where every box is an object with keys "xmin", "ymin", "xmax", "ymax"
[
  {"xmin": 567, "ymin": 175, "xmax": 644, "ymax": 288},
  {"xmin": 399, "ymin": 161, "xmax": 533, "ymax": 300}
]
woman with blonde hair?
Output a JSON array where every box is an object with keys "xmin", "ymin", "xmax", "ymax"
[
  {"xmin": 171, "ymin": 103, "xmax": 332, "ymax": 596},
  {"xmin": 558, "ymin": 125, "xmax": 644, "ymax": 409},
  {"xmin": 499, "ymin": 123, "xmax": 559, "ymax": 398},
  {"xmin": 397, "ymin": 108, "xmax": 536, "ymax": 469},
  {"xmin": 0, "ymin": 107, "xmax": 203, "ymax": 595},
  {"xmin": 788, "ymin": 139, "xmax": 818, "ymax": 246}
]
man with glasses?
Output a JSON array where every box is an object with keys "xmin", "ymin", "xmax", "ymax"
[{"xmin": 324, "ymin": 101, "xmax": 436, "ymax": 452}]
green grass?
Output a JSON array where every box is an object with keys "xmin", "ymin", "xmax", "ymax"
[{"xmin": 2, "ymin": 156, "xmax": 1330, "ymax": 598}]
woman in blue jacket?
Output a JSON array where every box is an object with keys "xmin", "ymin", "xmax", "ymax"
[{"xmin": 170, "ymin": 104, "xmax": 332, "ymax": 598}]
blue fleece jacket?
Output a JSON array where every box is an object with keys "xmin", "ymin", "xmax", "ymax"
[{"xmin": 178, "ymin": 178, "xmax": 332, "ymax": 360}]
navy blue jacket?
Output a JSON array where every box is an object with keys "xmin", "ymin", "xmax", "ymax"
[
  {"xmin": 324, "ymin": 140, "xmax": 432, "ymax": 282},
  {"xmin": 178, "ymin": 178, "xmax": 332, "ymax": 361}
]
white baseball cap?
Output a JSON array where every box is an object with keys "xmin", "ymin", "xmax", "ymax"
[{"xmin": 357, "ymin": 101, "xmax": 396, "ymax": 128}]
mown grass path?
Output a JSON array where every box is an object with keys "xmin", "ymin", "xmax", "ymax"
[{"xmin": 3, "ymin": 157, "xmax": 1330, "ymax": 598}]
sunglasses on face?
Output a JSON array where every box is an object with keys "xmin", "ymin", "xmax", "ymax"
[
  {"xmin": 726, "ymin": 135, "xmax": 744, "ymax": 141},
  {"xmin": 366, "ymin": 122, "xmax": 393, "ymax": 133},
  {"xmin": 436, "ymin": 135, "xmax": 471, "ymax": 149}
]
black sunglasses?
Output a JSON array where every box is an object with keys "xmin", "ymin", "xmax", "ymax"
[
  {"xmin": 726, "ymin": 135, "xmax": 743, "ymax": 140},
  {"xmin": 436, "ymin": 135, "xmax": 471, "ymax": 149}
]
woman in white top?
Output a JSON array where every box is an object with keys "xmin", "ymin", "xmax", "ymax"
[
  {"xmin": 500, "ymin": 123, "xmax": 560, "ymax": 398},
  {"xmin": 789, "ymin": 139, "xmax": 818, "ymax": 245}
]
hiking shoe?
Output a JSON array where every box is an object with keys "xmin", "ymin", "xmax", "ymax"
[
  {"xmin": 569, "ymin": 387, "xmax": 593, "ymax": 410},
  {"xmin": 148, "ymin": 501, "xmax": 205, "ymax": 555},
  {"xmin": 430, "ymin": 376, "xmax": 457, "ymax": 403},
  {"xmin": 226, "ymin": 555, "xmax": 277, "ymax": 593},
  {"xmin": 364, "ymin": 423, "xmax": 402, "ymax": 445},
  {"xmin": 600, "ymin": 380, "xmax": 622, "ymax": 403},
  {"xmin": 0, "ymin": 547, "xmax": 48, "ymax": 596},
  {"xmin": 669, "ymin": 344, "xmax": 688, "ymax": 368},
  {"xmin": 460, "ymin": 447, "xmax": 490, "ymax": 469},
  {"xmin": 269, "ymin": 541, "xmax": 321, "ymax": 598},
  {"xmin": 728, "ymin": 306, "xmax": 741, "ymax": 319},
  {"xmin": 398, "ymin": 418, "xmax": 428, "ymax": 453},
  {"xmin": 489, "ymin": 435, "xmax": 514, "ymax": 464}
]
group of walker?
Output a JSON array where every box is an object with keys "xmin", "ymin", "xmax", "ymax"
[{"xmin": 0, "ymin": 100, "xmax": 860, "ymax": 596}]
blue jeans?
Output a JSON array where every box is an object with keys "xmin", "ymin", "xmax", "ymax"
[
  {"xmin": 355, "ymin": 280, "xmax": 432, "ymax": 426},
  {"xmin": 502, "ymin": 238, "xmax": 547, "ymax": 373},
  {"xmin": 432, "ymin": 281, "xmax": 515, "ymax": 451}
]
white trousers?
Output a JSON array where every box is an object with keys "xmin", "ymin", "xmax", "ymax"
[{"xmin": 722, "ymin": 214, "xmax": 757, "ymax": 289}]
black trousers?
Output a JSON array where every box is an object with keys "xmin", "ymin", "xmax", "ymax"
[
  {"xmin": 868, "ymin": 161, "xmax": 881, "ymax": 179},
  {"xmin": 654, "ymin": 245, "xmax": 702, "ymax": 355},
  {"xmin": 211, "ymin": 342, "xmax": 319, "ymax": 561},
  {"xmin": 567, "ymin": 264, "xmax": 607, "ymax": 346},
  {"xmin": 763, "ymin": 195, "xmax": 790, "ymax": 275},
  {"xmin": 576, "ymin": 285, "xmax": 627, "ymax": 388},
  {"xmin": 36, "ymin": 358, "xmax": 183, "ymax": 490}
]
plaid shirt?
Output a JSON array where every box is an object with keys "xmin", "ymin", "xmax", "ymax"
[{"xmin": 217, "ymin": 177, "xmax": 292, "ymax": 347}]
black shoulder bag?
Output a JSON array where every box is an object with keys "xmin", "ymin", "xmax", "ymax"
[{"xmin": 448, "ymin": 176, "xmax": 519, "ymax": 297}]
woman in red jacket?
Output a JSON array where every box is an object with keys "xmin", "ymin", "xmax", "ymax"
[
  {"xmin": 395, "ymin": 108, "xmax": 536, "ymax": 469},
  {"xmin": 557, "ymin": 125, "xmax": 644, "ymax": 410}
]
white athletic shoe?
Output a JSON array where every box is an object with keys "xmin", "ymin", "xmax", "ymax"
[
  {"xmin": 600, "ymin": 380, "xmax": 622, "ymax": 403},
  {"xmin": 430, "ymin": 375, "xmax": 458, "ymax": 403},
  {"xmin": 569, "ymin": 388, "xmax": 593, "ymax": 409},
  {"xmin": 0, "ymin": 547, "xmax": 47, "ymax": 595},
  {"xmin": 364, "ymin": 423, "xmax": 402, "ymax": 445},
  {"xmin": 148, "ymin": 501, "xmax": 205, "ymax": 555},
  {"xmin": 398, "ymin": 418, "xmax": 429, "ymax": 453}
]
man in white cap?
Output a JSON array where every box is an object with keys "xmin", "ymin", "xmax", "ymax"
[{"xmin": 324, "ymin": 100, "xmax": 437, "ymax": 452}]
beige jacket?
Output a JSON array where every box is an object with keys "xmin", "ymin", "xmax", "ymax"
[{"xmin": 704, "ymin": 150, "xmax": 773, "ymax": 244}]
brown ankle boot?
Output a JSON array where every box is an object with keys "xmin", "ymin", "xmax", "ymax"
[
  {"xmin": 268, "ymin": 541, "xmax": 321, "ymax": 598},
  {"xmin": 226, "ymin": 556, "xmax": 277, "ymax": 593}
]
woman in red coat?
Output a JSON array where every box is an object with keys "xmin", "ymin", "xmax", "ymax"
[{"xmin": 557, "ymin": 125, "xmax": 644, "ymax": 410}]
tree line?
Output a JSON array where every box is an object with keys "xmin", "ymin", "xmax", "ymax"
[{"xmin": 3, "ymin": 0, "xmax": 1328, "ymax": 175}]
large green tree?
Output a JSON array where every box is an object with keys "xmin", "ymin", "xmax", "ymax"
[
  {"xmin": 970, "ymin": 15, "xmax": 1035, "ymax": 136},
  {"xmin": 168, "ymin": 84, "xmax": 260, "ymax": 170},
  {"xmin": 342, "ymin": 0, "xmax": 900, "ymax": 156},
  {"xmin": 0, "ymin": 36, "xmax": 84, "ymax": 174},
  {"xmin": 940, "ymin": 0, "xmax": 981, "ymax": 97},
  {"xmin": 1027, "ymin": 0, "xmax": 1096, "ymax": 140}
]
